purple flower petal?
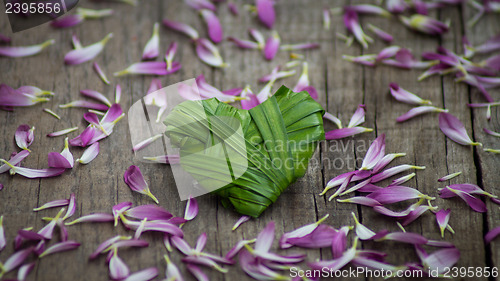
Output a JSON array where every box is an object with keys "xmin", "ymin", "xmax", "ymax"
[
  {"xmin": 39, "ymin": 240, "xmax": 80, "ymax": 258},
  {"xmin": 337, "ymin": 196, "xmax": 382, "ymax": 207},
  {"xmin": 308, "ymin": 240, "xmax": 357, "ymax": 271},
  {"xmin": 485, "ymin": 226, "xmax": 500, "ymax": 244},
  {"xmin": 0, "ymin": 160, "xmax": 66, "ymax": 178},
  {"xmin": 249, "ymin": 29, "xmax": 266, "ymax": 48},
  {"xmin": 279, "ymin": 214, "xmax": 329, "ymax": 249},
  {"xmin": 371, "ymin": 164, "xmax": 425, "ymax": 183},
  {"xmin": 347, "ymin": 4, "xmax": 391, "ymax": 17},
  {"xmin": 124, "ymin": 205, "xmax": 173, "ymax": 221},
  {"xmin": 195, "ymin": 38, "xmax": 228, "ymax": 67},
  {"xmin": 65, "ymin": 213, "xmax": 114, "ymax": 225},
  {"xmin": 0, "ymin": 33, "xmax": 11, "ymax": 44},
  {"xmin": 438, "ymin": 171, "xmax": 462, "ymax": 182},
  {"xmin": 51, "ymin": 14, "xmax": 84, "ymax": 28},
  {"xmin": 77, "ymin": 142, "xmax": 99, "ymax": 164},
  {"xmin": 367, "ymin": 186, "xmax": 427, "ymax": 204},
  {"xmin": 360, "ymin": 134, "xmax": 385, "ymax": 170},
  {"xmin": 186, "ymin": 264, "xmax": 208, "ymax": 281},
  {"xmin": 0, "ymin": 150, "xmax": 30, "ymax": 174},
  {"xmin": 228, "ymin": 37, "xmax": 260, "ymax": 49},
  {"xmin": 0, "ymin": 216, "xmax": 5, "ymax": 252},
  {"xmin": 324, "ymin": 127, "xmax": 373, "ymax": 140},
  {"xmin": 263, "ymin": 31, "xmax": 280, "ymax": 60},
  {"xmin": 344, "ymin": 9, "xmax": 373, "ymax": 49},
  {"xmin": 93, "ymin": 62, "xmax": 111, "ymax": 85},
  {"xmin": 400, "ymin": 14, "xmax": 449, "ymax": 35},
  {"xmin": 439, "ymin": 112, "xmax": 481, "ymax": 146},
  {"xmin": 232, "ymin": 215, "xmax": 251, "ymax": 231},
  {"xmin": 239, "ymin": 250, "xmax": 287, "ymax": 279},
  {"xmin": 64, "ymin": 33, "xmax": 112, "ymax": 65},
  {"xmin": 15, "ymin": 124, "xmax": 35, "ymax": 151},
  {"xmin": 285, "ymin": 224, "xmax": 339, "ymax": 249},
  {"xmin": 225, "ymin": 239, "xmax": 256, "ymax": 260},
  {"xmin": 348, "ymin": 104, "xmax": 366, "ymax": 128},
  {"xmin": 200, "ymin": 10, "xmax": 223, "ymax": 43},
  {"xmin": 0, "ymin": 84, "xmax": 52, "ymax": 107},
  {"xmin": 33, "ymin": 198, "xmax": 70, "ymax": 212},
  {"xmin": 256, "ymin": 0, "xmax": 275, "ymax": 29},
  {"xmin": 124, "ymin": 165, "xmax": 159, "ymax": 204},
  {"xmin": 367, "ymin": 23, "xmax": 393, "ymax": 43},
  {"xmin": 186, "ymin": 0, "xmax": 216, "ymax": 11},
  {"xmin": 109, "ymin": 251, "xmax": 130, "ymax": 280},
  {"xmin": 352, "ymin": 213, "xmax": 375, "ymax": 240},
  {"xmin": 0, "ymin": 39, "xmax": 54, "ymax": 58},
  {"xmin": 142, "ymin": 23, "xmax": 160, "ymax": 60},
  {"xmin": 443, "ymin": 186, "xmax": 487, "ymax": 212},
  {"xmin": 124, "ymin": 267, "xmax": 158, "ymax": 281},
  {"xmin": 280, "ymin": 43, "xmax": 320, "ymax": 51},
  {"xmin": 228, "ymin": 2, "xmax": 239, "ymax": 16},
  {"xmin": 80, "ymin": 90, "xmax": 112, "ymax": 108},
  {"xmin": 59, "ymin": 100, "xmax": 110, "ymax": 111},
  {"xmin": 436, "ymin": 209, "xmax": 453, "ymax": 238},
  {"xmin": 397, "ymin": 106, "xmax": 448, "ymax": 122},
  {"xmin": 17, "ymin": 262, "xmax": 35, "ymax": 281},
  {"xmin": 162, "ymin": 19, "xmax": 199, "ymax": 39},
  {"xmin": 2, "ymin": 247, "xmax": 33, "ymax": 273},
  {"xmin": 255, "ymin": 221, "xmax": 275, "ymax": 253},
  {"xmin": 422, "ymin": 247, "xmax": 460, "ymax": 274},
  {"xmin": 323, "ymin": 112, "xmax": 342, "ymax": 128},
  {"xmin": 114, "ymin": 61, "xmax": 180, "ymax": 76},
  {"xmin": 389, "ymin": 83, "xmax": 432, "ymax": 105},
  {"xmin": 184, "ymin": 196, "xmax": 198, "ymax": 221}
]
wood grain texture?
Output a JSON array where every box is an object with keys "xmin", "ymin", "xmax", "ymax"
[{"xmin": 0, "ymin": 0, "xmax": 499, "ymax": 280}]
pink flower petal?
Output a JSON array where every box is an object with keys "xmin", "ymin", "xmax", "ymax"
[
  {"xmin": 2, "ymin": 247, "xmax": 33, "ymax": 273},
  {"xmin": 142, "ymin": 23, "xmax": 160, "ymax": 60},
  {"xmin": 263, "ymin": 31, "xmax": 280, "ymax": 60},
  {"xmin": 195, "ymin": 38, "xmax": 228, "ymax": 68},
  {"xmin": 33, "ymin": 198, "xmax": 69, "ymax": 211},
  {"xmin": 132, "ymin": 134, "xmax": 163, "ymax": 152},
  {"xmin": 200, "ymin": 10, "xmax": 223, "ymax": 43},
  {"xmin": 124, "ymin": 165, "xmax": 159, "ymax": 204},
  {"xmin": 228, "ymin": 2, "xmax": 239, "ymax": 16},
  {"xmin": 15, "ymin": 124, "xmax": 35, "ymax": 151},
  {"xmin": 279, "ymin": 214, "xmax": 329, "ymax": 249},
  {"xmin": 280, "ymin": 43, "xmax": 320, "ymax": 51},
  {"xmin": 0, "ymin": 216, "xmax": 5, "ymax": 252},
  {"xmin": 186, "ymin": 0, "xmax": 216, "ymax": 11},
  {"xmin": 124, "ymin": 205, "xmax": 173, "ymax": 221},
  {"xmin": 162, "ymin": 19, "xmax": 199, "ymax": 39},
  {"xmin": 232, "ymin": 215, "xmax": 251, "ymax": 231},
  {"xmin": 65, "ymin": 213, "xmax": 114, "ymax": 225},
  {"xmin": 249, "ymin": 28, "xmax": 266, "ymax": 48},
  {"xmin": 400, "ymin": 14, "xmax": 449, "ymax": 35},
  {"xmin": 397, "ymin": 106, "xmax": 448, "ymax": 122},
  {"xmin": 444, "ymin": 186, "xmax": 487, "ymax": 212},
  {"xmin": 485, "ymin": 226, "xmax": 500, "ymax": 244},
  {"xmin": 337, "ymin": 196, "xmax": 382, "ymax": 207},
  {"xmin": 360, "ymin": 134, "xmax": 385, "ymax": 170},
  {"xmin": 39, "ymin": 240, "xmax": 80, "ymax": 258},
  {"xmin": 251, "ymin": 222, "xmax": 274, "ymax": 254},
  {"xmin": 184, "ymin": 196, "xmax": 198, "ymax": 221},
  {"xmin": 439, "ymin": 112, "xmax": 481, "ymax": 146},
  {"xmin": 367, "ymin": 186, "xmax": 425, "ymax": 204},
  {"xmin": 0, "ymin": 84, "xmax": 51, "ymax": 107},
  {"xmin": 59, "ymin": 100, "xmax": 110, "ymax": 111},
  {"xmin": 109, "ymin": 251, "xmax": 130, "ymax": 280},
  {"xmin": 186, "ymin": 264, "xmax": 208, "ymax": 281},
  {"xmin": 93, "ymin": 62, "xmax": 111, "ymax": 85},
  {"xmin": 0, "ymin": 39, "xmax": 54, "ymax": 58},
  {"xmin": 256, "ymin": 0, "xmax": 275, "ymax": 29},
  {"xmin": 77, "ymin": 142, "xmax": 100, "ymax": 164},
  {"xmin": 64, "ymin": 33, "xmax": 112, "ymax": 65},
  {"xmin": 436, "ymin": 209, "xmax": 452, "ymax": 237},
  {"xmin": 324, "ymin": 127, "xmax": 373, "ymax": 140},
  {"xmin": 17, "ymin": 262, "xmax": 35, "ymax": 281},
  {"xmin": 51, "ymin": 14, "xmax": 84, "ymax": 28},
  {"xmin": 389, "ymin": 83, "xmax": 432, "ymax": 105},
  {"xmin": 114, "ymin": 61, "xmax": 180, "ymax": 76},
  {"xmin": 124, "ymin": 267, "xmax": 158, "ymax": 281},
  {"xmin": 367, "ymin": 23, "xmax": 393, "ymax": 42},
  {"xmin": 228, "ymin": 37, "xmax": 259, "ymax": 49},
  {"xmin": 422, "ymin": 247, "xmax": 460, "ymax": 274}
]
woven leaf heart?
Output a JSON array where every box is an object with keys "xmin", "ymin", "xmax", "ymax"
[{"xmin": 164, "ymin": 86, "xmax": 325, "ymax": 217}]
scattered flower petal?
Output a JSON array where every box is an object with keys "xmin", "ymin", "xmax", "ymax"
[
  {"xmin": 0, "ymin": 39, "xmax": 54, "ymax": 58},
  {"xmin": 64, "ymin": 33, "xmax": 113, "ymax": 65},
  {"xmin": 439, "ymin": 112, "xmax": 481, "ymax": 146}
]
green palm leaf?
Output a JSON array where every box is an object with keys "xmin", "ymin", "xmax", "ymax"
[{"xmin": 164, "ymin": 86, "xmax": 325, "ymax": 217}]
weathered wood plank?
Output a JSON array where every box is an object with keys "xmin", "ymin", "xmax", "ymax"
[{"xmin": 462, "ymin": 4, "xmax": 500, "ymax": 274}]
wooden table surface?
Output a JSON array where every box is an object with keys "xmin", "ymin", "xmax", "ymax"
[{"xmin": 1, "ymin": 0, "xmax": 499, "ymax": 280}]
